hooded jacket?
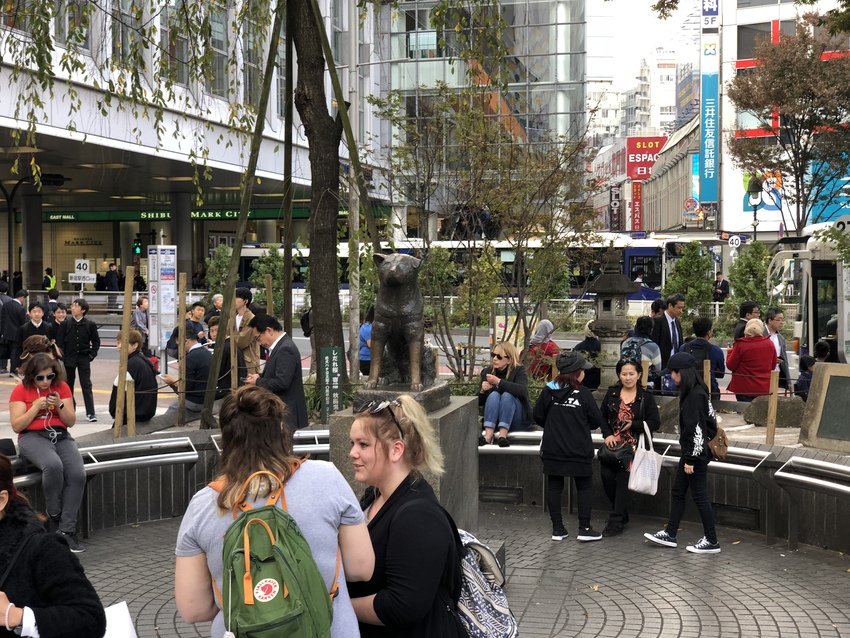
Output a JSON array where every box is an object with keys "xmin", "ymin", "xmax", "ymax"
[
  {"xmin": 533, "ymin": 382, "xmax": 603, "ymax": 476},
  {"xmin": 678, "ymin": 382, "xmax": 717, "ymax": 465}
]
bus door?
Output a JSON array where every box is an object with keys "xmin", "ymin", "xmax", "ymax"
[{"xmin": 805, "ymin": 260, "xmax": 842, "ymax": 362}]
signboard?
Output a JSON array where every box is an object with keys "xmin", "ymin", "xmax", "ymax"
[
  {"xmin": 702, "ymin": 0, "xmax": 718, "ymax": 29},
  {"xmin": 147, "ymin": 245, "xmax": 177, "ymax": 350},
  {"xmin": 626, "ymin": 137, "xmax": 667, "ymax": 180},
  {"xmin": 800, "ymin": 364, "xmax": 850, "ymax": 452},
  {"xmin": 319, "ymin": 347, "xmax": 344, "ymax": 423},
  {"xmin": 609, "ymin": 184, "xmax": 622, "ymax": 231},
  {"xmin": 68, "ymin": 259, "xmax": 96, "ymax": 284},
  {"xmin": 700, "ymin": 2, "xmax": 720, "ymax": 209},
  {"xmin": 632, "ymin": 182, "xmax": 643, "ymax": 231}
]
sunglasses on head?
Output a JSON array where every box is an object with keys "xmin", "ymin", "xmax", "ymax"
[
  {"xmin": 491, "ymin": 353, "xmax": 505, "ymax": 361},
  {"xmin": 357, "ymin": 399, "xmax": 404, "ymax": 440},
  {"xmin": 35, "ymin": 373, "xmax": 56, "ymax": 382}
]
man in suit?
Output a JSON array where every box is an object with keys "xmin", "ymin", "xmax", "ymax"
[
  {"xmin": 713, "ymin": 272, "xmax": 730, "ymax": 303},
  {"xmin": 163, "ymin": 331, "xmax": 212, "ymax": 415},
  {"xmin": 56, "ymin": 298, "xmax": 101, "ymax": 421},
  {"xmin": 651, "ymin": 292, "xmax": 685, "ymax": 371},
  {"xmin": 1, "ymin": 290, "xmax": 29, "ymax": 376},
  {"xmin": 0, "ymin": 282, "xmax": 11, "ymax": 373},
  {"xmin": 765, "ymin": 307, "xmax": 790, "ymax": 389},
  {"xmin": 15, "ymin": 302, "xmax": 56, "ymax": 370},
  {"xmin": 733, "ymin": 300, "xmax": 761, "ymax": 340},
  {"xmin": 245, "ymin": 314, "xmax": 308, "ymax": 430}
]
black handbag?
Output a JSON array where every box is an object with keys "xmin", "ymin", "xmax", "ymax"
[{"xmin": 598, "ymin": 394, "xmax": 645, "ymax": 470}]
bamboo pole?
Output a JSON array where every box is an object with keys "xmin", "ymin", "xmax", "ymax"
[
  {"xmin": 113, "ymin": 267, "xmax": 135, "ymax": 437},
  {"xmin": 765, "ymin": 369, "xmax": 780, "ymax": 445},
  {"xmin": 265, "ymin": 273, "xmax": 274, "ymax": 315},
  {"xmin": 177, "ymin": 273, "xmax": 187, "ymax": 426},
  {"xmin": 126, "ymin": 379, "xmax": 136, "ymax": 437},
  {"xmin": 703, "ymin": 358, "xmax": 712, "ymax": 393},
  {"xmin": 229, "ymin": 301, "xmax": 238, "ymax": 391}
]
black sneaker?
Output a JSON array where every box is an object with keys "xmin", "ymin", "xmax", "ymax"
[
  {"xmin": 644, "ymin": 529, "xmax": 678, "ymax": 548},
  {"xmin": 686, "ymin": 536, "xmax": 721, "ymax": 554},
  {"xmin": 602, "ymin": 520, "xmax": 624, "ymax": 537},
  {"xmin": 59, "ymin": 531, "xmax": 85, "ymax": 553},
  {"xmin": 497, "ymin": 437, "xmax": 510, "ymax": 448},
  {"xmin": 551, "ymin": 525, "xmax": 569, "ymax": 541},
  {"xmin": 478, "ymin": 435, "xmax": 490, "ymax": 447},
  {"xmin": 87, "ymin": 414, "xmax": 97, "ymax": 422},
  {"xmin": 577, "ymin": 527, "xmax": 602, "ymax": 542}
]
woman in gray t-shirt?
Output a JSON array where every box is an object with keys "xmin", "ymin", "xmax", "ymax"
[{"xmin": 174, "ymin": 386, "xmax": 374, "ymax": 638}]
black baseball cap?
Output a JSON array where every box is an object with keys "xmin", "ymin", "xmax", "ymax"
[
  {"xmin": 660, "ymin": 352, "xmax": 696, "ymax": 376},
  {"xmin": 556, "ymin": 351, "xmax": 593, "ymax": 374}
]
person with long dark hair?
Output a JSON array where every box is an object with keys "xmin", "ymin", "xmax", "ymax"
[
  {"xmin": 9, "ymin": 353, "xmax": 86, "ymax": 552},
  {"xmin": 599, "ymin": 358, "xmax": 661, "ymax": 537},
  {"xmin": 645, "ymin": 352, "xmax": 721, "ymax": 554},
  {"xmin": 347, "ymin": 396, "xmax": 464, "ymax": 637},
  {"xmin": 175, "ymin": 385, "xmax": 373, "ymax": 638},
  {"xmin": 0, "ymin": 454, "xmax": 105, "ymax": 636},
  {"xmin": 533, "ymin": 351, "xmax": 604, "ymax": 542}
]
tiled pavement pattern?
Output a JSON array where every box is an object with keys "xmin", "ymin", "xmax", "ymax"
[{"xmin": 79, "ymin": 504, "xmax": 850, "ymax": 638}]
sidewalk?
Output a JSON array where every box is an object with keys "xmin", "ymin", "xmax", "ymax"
[{"xmin": 77, "ymin": 504, "xmax": 850, "ymax": 638}]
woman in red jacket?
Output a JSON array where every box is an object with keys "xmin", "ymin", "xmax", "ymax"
[{"xmin": 727, "ymin": 319, "xmax": 777, "ymax": 402}]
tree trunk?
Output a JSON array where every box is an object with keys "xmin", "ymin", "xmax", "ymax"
[{"xmin": 291, "ymin": 0, "xmax": 347, "ymax": 379}]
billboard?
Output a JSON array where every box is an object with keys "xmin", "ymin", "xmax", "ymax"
[
  {"xmin": 632, "ymin": 182, "xmax": 643, "ymax": 231},
  {"xmin": 626, "ymin": 137, "xmax": 667, "ymax": 180},
  {"xmin": 610, "ymin": 184, "xmax": 622, "ymax": 231}
]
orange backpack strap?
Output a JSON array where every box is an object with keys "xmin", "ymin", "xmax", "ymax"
[{"xmin": 329, "ymin": 550, "xmax": 341, "ymax": 600}]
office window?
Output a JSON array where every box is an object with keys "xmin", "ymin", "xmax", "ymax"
[
  {"xmin": 277, "ymin": 31, "xmax": 288, "ymax": 117},
  {"xmin": 243, "ymin": 21, "xmax": 263, "ymax": 107},
  {"xmin": 207, "ymin": 0, "xmax": 228, "ymax": 98},
  {"xmin": 161, "ymin": 0, "xmax": 189, "ymax": 85},
  {"xmin": 113, "ymin": 0, "xmax": 142, "ymax": 66},
  {"xmin": 738, "ymin": 23, "xmax": 770, "ymax": 60},
  {"xmin": 56, "ymin": 0, "xmax": 91, "ymax": 50}
]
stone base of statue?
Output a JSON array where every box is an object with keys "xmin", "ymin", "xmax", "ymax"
[
  {"xmin": 353, "ymin": 379, "xmax": 451, "ymax": 414},
  {"xmin": 329, "ymin": 393, "xmax": 479, "ymax": 533}
]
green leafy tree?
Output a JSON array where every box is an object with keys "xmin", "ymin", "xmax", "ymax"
[
  {"xmin": 248, "ymin": 248, "xmax": 294, "ymax": 317},
  {"xmin": 728, "ymin": 241, "xmax": 773, "ymax": 312},
  {"xmin": 726, "ymin": 17, "xmax": 850, "ymax": 235},
  {"xmin": 203, "ymin": 245, "xmax": 232, "ymax": 302},
  {"xmin": 452, "ymin": 246, "xmax": 502, "ymax": 329},
  {"xmin": 662, "ymin": 242, "xmax": 714, "ymax": 319}
]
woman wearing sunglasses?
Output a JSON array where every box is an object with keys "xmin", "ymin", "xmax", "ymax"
[
  {"xmin": 347, "ymin": 396, "xmax": 464, "ymax": 637},
  {"xmin": 9, "ymin": 353, "xmax": 86, "ymax": 553},
  {"xmin": 478, "ymin": 341, "xmax": 532, "ymax": 447}
]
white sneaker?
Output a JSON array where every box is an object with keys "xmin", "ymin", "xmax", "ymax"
[
  {"xmin": 644, "ymin": 530, "xmax": 678, "ymax": 548},
  {"xmin": 686, "ymin": 537, "xmax": 721, "ymax": 554}
]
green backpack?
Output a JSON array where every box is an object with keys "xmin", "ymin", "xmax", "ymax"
[{"xmin": 210, "ymin": 465, "xmax": 339, "ymax": 638}]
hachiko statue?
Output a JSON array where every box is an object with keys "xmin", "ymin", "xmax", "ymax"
[{"xmin": 364, "ymin": 253, "xmax": 431, "ymax": 391}]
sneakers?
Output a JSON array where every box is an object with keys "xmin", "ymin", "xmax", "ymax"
[
  {"xmin": 644, "ymin": 529, "xmax": 678, "ymax": 547},
  {"xmin": 87, "ymin": 414, "xmax": 97, "ymax": 422},
  {"xmin": 497, "ymin": 437, "xmax": 511, "ymax": 448},
  {"xmin": 59, "ymin": 531, "xmax": 85, "ymax": 553},
  {"xmin": 686, "ymin": 537, "xmax": 721, "ymax": 554},
  {"xmin": 602, "ymin": 520, "xmax": 624, "ymax": 537},
  {"xmin": 551, "ymin": 525, "xmax": 569, "ymax": 541},
  {"xmin": 577, "ymin": 527, "xmax": 602, "ymax": 542}
]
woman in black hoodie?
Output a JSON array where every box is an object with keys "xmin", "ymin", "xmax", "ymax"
[
  {"xmin": 644, "ymin": 352, "xmax": 721, "ymax": 554},
  {"xmin": 533, "ymin": 351, "xmax": 604, "ymax": 542}
]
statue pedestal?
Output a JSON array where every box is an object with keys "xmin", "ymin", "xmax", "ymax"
[
  {"xmin": 329, "ymin": 395, "xmax": 479, "ymax": 533},
  {"xmin": 354, "ymin": 380, "xmax": 451, "ymax": 414}
]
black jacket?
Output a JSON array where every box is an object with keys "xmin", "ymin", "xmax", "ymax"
[
  {"xmin": 678, "ymin": 384, "xmax": 717, "ymax": 465},
  {"xmin": 56, "ymin": 316, "xmax": 100, "ymax": 366},
  {"xmin": 533, "ymin": 383, "xmax": 604, "ymax": 476},
  {"xmin": 347, "ymin": 475, "xmax": 463, "ymax": 638},
  {"xmin": 184, "ymin": 344, "xmax": 212, "ymax": 404},
  {"xmin": 0, "ymin": 503, "xmax": 106, "ymax": 638},
  {"xmin": 209, "ymin": 338, "xmax": 246, "ymax": 399},
  {"xmin": 16, "ymin": 321, "xmax": 56, "ymax": 352},
  {"xmin": 600, "ymin": 385, "xmax": 661, "ymax": 442},
  {"xmin": 0, "ymin": 299, "xmax": 26, "ymax": 344},
  {"xmin": 109, "ymin": 350, "xmax": 158, "ymax": 423},
  {"xmin": 478, "ymin": 365, "xmax": 532, "ymax": 428},
  {"xmin": 651, "ymin": 312, "xmax": 683, "ymax": 370}
]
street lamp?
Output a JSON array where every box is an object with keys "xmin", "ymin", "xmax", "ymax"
[{"xmin": 747, "ymin": 176, "xmax": 763, "ymax": 242}]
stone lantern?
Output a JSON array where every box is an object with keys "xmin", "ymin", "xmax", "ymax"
[{"xmin": 587, "ymin": 250, "xmax": 640, "ymax": 387}]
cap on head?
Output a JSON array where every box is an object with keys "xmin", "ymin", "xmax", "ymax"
[
  {"xmin": 556, "ymin": 351, "xmax": 593, "ymax": 374},
  {"xmin": 660, "ymin": 352, "xmax": 696, "ymax": 375}
]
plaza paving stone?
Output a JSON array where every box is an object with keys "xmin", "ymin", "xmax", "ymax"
[{"xmin": 77, "ymin": 504, "xmax": 850, "ymax": 637}]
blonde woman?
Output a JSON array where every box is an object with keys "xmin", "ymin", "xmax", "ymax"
[
  {"xmin": 347, "ymin": 396, "xmax": 464, "ymax": 637},
  {"xmin": 478, "ymin": 341, "xmax": 531, "ymax": 447}
]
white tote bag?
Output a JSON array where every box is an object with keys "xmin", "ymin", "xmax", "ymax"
[
  {"xmin": 103, "ymin": 601, "xmax": 137, "ymax": 638},
  {"xmin": 628, "ymin": 423, "xmax": 666, "ymax": 496}
]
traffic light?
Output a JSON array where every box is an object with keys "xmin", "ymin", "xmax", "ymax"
[{"xmin": 133, "ymin": 238, "xmax": 142, "ymax": 255}]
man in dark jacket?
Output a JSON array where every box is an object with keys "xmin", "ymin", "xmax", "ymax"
[
  {"xmin": 206, "ymin": 316, "xmax": 246, "ymax": 398},
  {"xmin": 1, "ymin": 290, "xmax": 28, "ymax": 376},
  {"xmin": 15, "ymin": 302, "xmax": 56, "ymax": 371},
  {"xmin": 679, "ymin": 317, "xmax": 725, "ymax": 400},
  {"xmin": 56, "ymin": 298, "xmax": 101, "ymax": 421},
  {"xmin": 163, "ymin": 331, "xmax": 212, "ymax": 416},
  {"xmin": 245, "ymin": 314, "xmax": 308, "ymax": 429},
  {"xmin": 0, "ymin": 282, "xmax": 11, "ymax": 373},
  {"xmin": 733, "ymin": 300, "xmax": 761, "ymax": 340},
  {"xmin": 109, "ymin": 329, "xmax": 158, "ymax": 423},
  {"xmin": 650, "ymin": 293, "xmax": 685, "ymax": 371}
]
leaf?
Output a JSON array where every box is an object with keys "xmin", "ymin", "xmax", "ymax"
[
  {"xmin": 591, "ymin": 584, "xmax": 599, "ymax": 592},
  {"xmin": 732, "ymin": 541, "xmax": 741, "ymax": 545}
]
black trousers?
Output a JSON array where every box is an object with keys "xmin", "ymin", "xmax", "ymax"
[
  {"xmin": 600, "ymin": 463, "xmax": 630, "ymax": 520},
  {"xmin": 66, "ymin": 360, "xmax": 95, "ymax": 416},
  {"xmin": 546, "ymin": 474, "xmax": 593, "ymax": 529}
]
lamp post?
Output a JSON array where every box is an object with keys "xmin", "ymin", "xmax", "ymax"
[{"xmin": 747, "ymin": 176, "xmax": 763, "ymax": 242}]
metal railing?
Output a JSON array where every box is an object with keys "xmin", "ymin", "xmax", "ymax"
[{"xmin": 210, "ymin": 429, "xmax": 330, "ymax": 457}]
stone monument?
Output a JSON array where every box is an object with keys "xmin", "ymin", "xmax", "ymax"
[{"xmin": 588, "ymin": 250, "xmax": 640, "ymax": 387}]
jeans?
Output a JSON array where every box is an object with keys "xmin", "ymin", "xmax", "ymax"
[
  {"xmin": 600, "ymin": 463, "xmax": 630, "ymax": 520},
  {"xmin": 546, "ymin": 474, "xmax": 593, "ymax": 529},
  {"xmin": 482, "ymin": 391, "xmax": 524, "ymax": 431},
  {"xmin": 66, "ymin": 361, "xmax": 95, "ymax": 416},
  {"xmin": 665, "ymin": 458, "xmax": 717, "ymax": 544},
  {"xmin": 166, "ymin": 399, "xmax": 203, "ymax": 414},
  {"xmin": 18, "ymin": 431, "xmax": 86, "ymax": 534}
]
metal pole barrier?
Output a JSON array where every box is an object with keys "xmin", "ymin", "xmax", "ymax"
[{"xmin": 765, "ymin": 369, "xmax": 780, "ymax": 445}]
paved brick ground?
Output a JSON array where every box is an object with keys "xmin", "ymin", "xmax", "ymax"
[{"xmin": 77, "ymin": 504, "xmax": 850, "ymax": 638}]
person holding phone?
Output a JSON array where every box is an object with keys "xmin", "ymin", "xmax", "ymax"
[
  {"xmin": 478, "ymin": 341, "xmax": 531, "ymax": 447},
  {"xmin": 8, "ymin": 353, "xmax": 86, "ymax": 552}
]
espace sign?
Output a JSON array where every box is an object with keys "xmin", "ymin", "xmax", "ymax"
[{"xmin": 626, "ymin": 137, "xmax": 666, "ymax": 180}]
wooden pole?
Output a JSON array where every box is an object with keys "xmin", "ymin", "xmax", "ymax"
[
  {"xmin": 265, "ymin": 273, "xmax": 274, "ymax": 315},
  {"xmin": 229, "ymin": 300, "xmax": 238, "ymax": 391},
  {"xmin": 177, "ymin": 273, "xmax": 187, "ymax": 426},
  {"xmin": 765, "ymin": 369, "xmax": 780, "ymax": 445},
  {"xmin": 702, "ymin": 358, "xmax": 712, "ymax": 393},
  {"xmin": 126, "ymin": 378, "xmax": 136, "ymax": 437},
  {"xmin": 642, "ymin": 359, "xmax": 649, "ymax": 389},
  {"xmin": 113, "ymin": 267, "xmax": 135, "ymax": 438}
]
